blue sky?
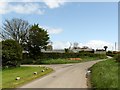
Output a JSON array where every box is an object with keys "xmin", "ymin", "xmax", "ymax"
[{"xmin": 0, "ymin": 1, "xmax": 118, "ymax": 50}]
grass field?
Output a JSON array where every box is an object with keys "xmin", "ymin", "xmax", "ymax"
[
  {"xmin": 2, "ymin": 66, "xmax": 53, "ymax": 88},
  {"xmin": 90, "ymin": 59, "xmax": 119, "ymax": 89}
]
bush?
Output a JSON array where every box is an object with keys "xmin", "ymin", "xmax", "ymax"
[
  {"xmin": 2, "ymin": 39, "xmax": 22, "ymax": 68},
  {"xmin": 21, "ymin": 58, "xmax": 36, "ymax": 64},
  {"xmin": 114, "ymin": 54, "xmax": 120, "ymax": 62},
  {"xmin": 106, "ymin": 51, "xmax": 116, "ymax": 57}
]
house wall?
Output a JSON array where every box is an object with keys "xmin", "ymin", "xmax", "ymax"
[{"xmin": 94, "ymin": 51, "xmax": 106, "ymax": 54}]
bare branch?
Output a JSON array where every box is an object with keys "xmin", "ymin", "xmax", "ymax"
[{"xmin": 1, "ymin": 18, "xmax": 31, "ymax": 45}]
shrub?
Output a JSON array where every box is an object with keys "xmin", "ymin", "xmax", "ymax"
[
  {"xmin": 21, "ymin": 58, "xmax": 35, "ymax": 64},
  {"xmin": 106, "ymin": 51, "xmax": 115, "ymax": 57},
  {"xmin": 2, "ymin": 39, "xmax": 22, "ymax": 68},
  {"xmin": 114, "ymin": 54, "xmax": 120, "ymax": 62},
  {"xmin": 64, "ymin": 48, "xmax": 69, "ymax": 53}
]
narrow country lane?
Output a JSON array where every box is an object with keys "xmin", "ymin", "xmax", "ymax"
[{"xmin": 20, "ymin": 59, "xmax": 105, "ymax": 88}]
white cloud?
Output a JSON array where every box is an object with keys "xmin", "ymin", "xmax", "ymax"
[
  {"xmin": 42, "ymin": 0, "xmax": 66, "ymax": 9},
  {"xmin": 0, "ymin": 2, "xmax": 44, "ymax": 14},
  {"xmin": 84, "ymin": 40, "xmax": 114, "ymax": 50},
  {"xmin": 0, "ymin": 0, "xmax": 41, "ymax": 2},
  {"xmin": 53, "ymin": 41, "xmax": 70, "ymax": 49},
  {"xmin": 0, "ymin": 0, "xmax": 66, "ymax": 14},
  {"xmin": 0, "ymin": 0, "xmax": 118, "ymax": 2},
  {"xmin": 52, "ymin": 40, "xmax": 117, "ymax": 51},
  {"xmin": 47, "ymin": 28, "xmax": 63, "ymax": 34},
  {"xmin": 0, "ymin": 2, "xmax": 9, "ymax": 14},
  {"xmin": 39, "ymin": 25, "xmax": 63, "ymax": 34}
]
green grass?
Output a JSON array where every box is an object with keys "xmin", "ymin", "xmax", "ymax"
[
  {"xmin": 2, "ymin": 66, "xmax": 53, "ymax": 88},
  {"xmin": 38, "ymin": 57, "xmax": 106, "ymax": 64},
  {"xmin": 0, "ymin": 68, "xmax": 2, "ymax": 89},
  {"xmin": 90, "ymin": 59, "xmax": 119, "ymax": 89},
  {"xmin": 39, "ymin": 58, "xmax": 81, "ymax": 64}
]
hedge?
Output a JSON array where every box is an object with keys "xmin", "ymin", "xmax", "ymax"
[
  {"xmin": 39, "ymin": 52, "xmax": 106, "ymax": 59},
  {"xmin": 114, "ymin": 54, "xmax": 120, "ymax": 62},
  {"xmin": 23, "ymin": 52, "xmax": 104, "ymax": 59},
  {"xmin": 22, "ymin": 52, "xmax": 107, "ymax": 64},
  {"xmin": 106, "ymin": 51, "xmax": 116, "ymax": 57}
]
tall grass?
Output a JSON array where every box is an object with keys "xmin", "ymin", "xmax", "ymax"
[
  {"xmin": 91, "ymin": 59, "xmax": 118, "ymax": 89},
  {"xmin": 0, "ymin": 68, "xmax": 2, "ymax": 89}
]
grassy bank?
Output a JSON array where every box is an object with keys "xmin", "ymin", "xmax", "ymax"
[
  {"xmin": 2, "ymin": 66, "xmax": 53, "ymax": 88},
  {"xmin": 0, "ymin": 69, "xmax": 2, "ymax": 89},
  {"xmin": 90, "ymin": 59, "xmax": 119, "ymax": 89}
]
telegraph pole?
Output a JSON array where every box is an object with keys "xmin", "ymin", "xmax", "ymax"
[{"xmin": 115, "ymin": 42, "xmax": 116, "ymax": 51}]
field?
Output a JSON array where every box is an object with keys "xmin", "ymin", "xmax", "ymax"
[
  {"xmin": 2, "ymin": 66, "xmax": 53, "ymax": 88},
  {"xmin": 90, "ymin": 58, "xmax": 119, "ymax": 89}
]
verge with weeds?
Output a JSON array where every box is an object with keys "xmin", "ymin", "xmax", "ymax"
[{"xmin": 90, "ymin": 58, "xmax": 118, "ymax": 89}]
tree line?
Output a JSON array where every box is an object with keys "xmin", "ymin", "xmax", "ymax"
[{"xmin": 1, "ymin": 18, "xmax": 50, "ymax": 68}]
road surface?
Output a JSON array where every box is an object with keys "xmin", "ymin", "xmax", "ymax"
[{"xmin": 20, "ymin": 59, "xmax": 105, "ymax": 88}]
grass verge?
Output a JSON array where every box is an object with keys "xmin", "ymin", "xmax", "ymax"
[
  {"xmin": 90, "ymin": 59, "xmax": 119, "ymax": 89},
  {"xmin": 2, "ymin": 66, "xmax": 53, "ymax": 88},
  {"xmin": 0, "ymin": 68, "xmax": 2, "ymax": 89}
]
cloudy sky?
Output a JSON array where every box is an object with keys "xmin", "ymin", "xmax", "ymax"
[{"xmin": 0, "ymin": 0, "xmax": 118, "ymax": 50}]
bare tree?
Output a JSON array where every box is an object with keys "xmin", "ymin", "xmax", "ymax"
[
  {"xmin": 73, "ymin": 42, "xmax": 79, "ymax": 49},
  {"xmin": 0, "ymin": 18, "xmax": 31, "ymax": 45}
]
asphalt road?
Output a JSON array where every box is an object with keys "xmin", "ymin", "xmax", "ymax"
[{"xmin": 20, "ymin": 59, "xmax": 105, "ymax": 88}]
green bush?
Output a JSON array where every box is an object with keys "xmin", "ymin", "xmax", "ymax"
[
  {"xmin": 2, "ymin": 39, "xmax": 22, "ymax": 68},
  {"xmin": 114, "ymin": 54, "xmax": 120, "ymax": 62},
  {"xmin": 21, "ymin": 58, "xmax": 36, "ymax": 64},
  {"xmin": 106, "ymin": 51, "xmax": 116, "ymax": 57}
]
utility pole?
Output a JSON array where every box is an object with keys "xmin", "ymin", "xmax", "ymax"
[{"xmin": 115, "ymin": 42, "xmax": 116, "ymax": 51}]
